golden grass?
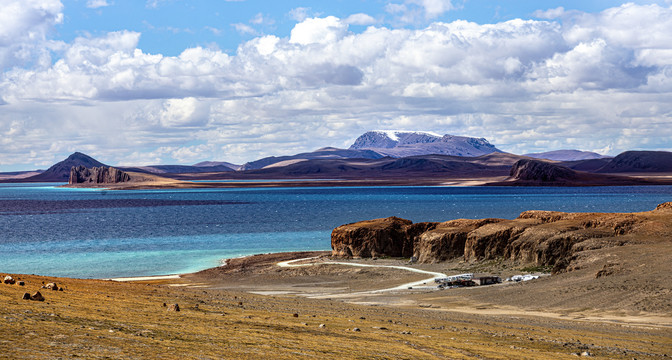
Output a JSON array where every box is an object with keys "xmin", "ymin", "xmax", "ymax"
[{"xmin": 1, "ymin": 274, "xmax": 669, "ymax": 359}]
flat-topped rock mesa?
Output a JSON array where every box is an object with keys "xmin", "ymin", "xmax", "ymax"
[
  {"xmin": 331, "ymin": 202, "xmax": 672, "ymax": 274},
  {"xmin": 69, "ymin": 165, "xmax": 132, "ymax": 184}
]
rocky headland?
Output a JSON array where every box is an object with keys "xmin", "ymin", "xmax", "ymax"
[{"xmin": 332, "ymin": 202, "xmax": 672, "ymax": 275}]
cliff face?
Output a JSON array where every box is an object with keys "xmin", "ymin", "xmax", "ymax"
[
  {"xmin": 330, "ymin": 217, "xmax": 437, "ymax": 258},
  {"xmin": 331, "ymin": 203, "xmax": 672, "ymax": 273},
  {"xmin": 69, "ymin": 165, "xmax": 132, "ymax": 184}
]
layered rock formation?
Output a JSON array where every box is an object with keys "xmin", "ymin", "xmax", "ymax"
[
  {"xmin": 331, "ymin": 217, "xmax": 437, "ymax": 258},
  {"xmin": 331, "ymin": 202, "xmax": 672, "ymax": 274},
  {"xmin": 69, "ymin": 165, "xmax": 132, "ymax": 184}
]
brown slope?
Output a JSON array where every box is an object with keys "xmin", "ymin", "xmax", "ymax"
[
  {"xmin": 596, "ymin": 150, "xmax": 672, "ymax": 173},
  {"xmin": 171, "ymin": 153, "xmax": 525, "ymax": 181},
  {"xmin": 488, "ymin": 158, "xmax": 665, "ymax": 186},
  {"xmin": 25, "ymin": 152, "xmax": 107, "ymax": 182}
]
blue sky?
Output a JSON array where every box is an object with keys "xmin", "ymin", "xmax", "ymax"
[
  {"xmin": 1, "ymin": 0, "xmax": 671, "ymax": 171},
  {"xmin": 57, "ymin": 0, "xmax": 644, "ymax": 55}
]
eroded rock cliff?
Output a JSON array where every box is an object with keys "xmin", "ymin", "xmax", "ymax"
[
  {"xmin": 330, "ymin": 217, "xmax": 437, "ymax": 258},
  {"xmin": 331, "ymin": 202, "xmax": 672, "ymax": 274},
  {"xmin": 69, "ymin": 165, "xmax": 132, "ymax": 184}
]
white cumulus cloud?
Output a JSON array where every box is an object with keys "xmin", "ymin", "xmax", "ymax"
[
  {"xmin": 86, "ymin": 0, "xmax": 110, "ymax": 9},
  {"xmin": 1, "ymin": 3, "xmax": 672, "ymax": 168}
]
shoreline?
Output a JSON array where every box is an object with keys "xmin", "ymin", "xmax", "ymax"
[{"xmin": 92, "ymin": 250, "xmax": 672, "ymax": 329}]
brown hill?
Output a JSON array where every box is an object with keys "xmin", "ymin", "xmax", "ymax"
[
  {"xmin": 596, "ymin": 150, "xmax": 672, "ymax": 173},
  {"xmin": 489, "ymin": 158, "xmax": 662, "ymax": 186},
  {"xmin": 25, "ymin": 152, "xmax": 106, "ymax": 182},
  {"xmin": 181, "ymin": 153, "xmax": 524, "ymax": 181}
]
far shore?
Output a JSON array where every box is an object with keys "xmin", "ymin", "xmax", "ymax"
[{"xmin": 60, "ymin": 176, "xmax": 511, "ymax": 190}]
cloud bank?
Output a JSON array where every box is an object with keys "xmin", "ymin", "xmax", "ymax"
[{"xmin": 1, "ymin": 1, "xmax": 671, "ymax": 168}]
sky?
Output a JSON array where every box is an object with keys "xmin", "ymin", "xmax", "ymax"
[{"xmin": 1, "ymin": 0, "xmax": 671, "ymax": 171}]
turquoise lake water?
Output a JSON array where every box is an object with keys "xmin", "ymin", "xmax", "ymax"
[{"xmin": 1, "ymin": 183, "xmax": 671, "ymax": 278}]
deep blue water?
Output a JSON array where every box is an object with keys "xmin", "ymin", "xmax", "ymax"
[{"xmin": 1, "ymin": 183, "xmax": 671, "ymax": 278}]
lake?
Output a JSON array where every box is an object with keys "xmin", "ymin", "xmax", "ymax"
[{"xmin": 1, "ymin": 183, "xmax": 671, "ymax": 278}]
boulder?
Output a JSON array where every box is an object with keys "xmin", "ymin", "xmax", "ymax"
[
  {"xmin": 30, "ymin": 291, "xmax": 45, "ymax": 301},
  {"xmin": 43, "ymin": 283, "xmax": 59, "ymax": 291},
  {"xmin": 3, "ymin": 275, "xmax": 15, "ymax": 284},
  {"xmin": 22, "ymin": 293, "xmax": 31, "ymax": 300}
]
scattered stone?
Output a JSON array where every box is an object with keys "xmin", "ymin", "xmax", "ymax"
[
  {"xmin": 43, "ymin": 283, "xmax": 58, "ymax": 291},
  {"xmin": 3, "ymin": 275, "xmax": 15, "ymax": 285},
  {"xmin": 162, "ymin": 303, "xmax": 166, "ymax": 307},
  {"xmin": 581, "ymin": 351, "xmax": 591, "ymax": 357},
  {"xmin": 21, "ymin": 293, "xmax": 31, "ymax": 300},
  {"xmin": 353, "ymin": 328, "xmax": 361, "ymax": 332},
  {"xmin": 30, "ymin": 291, "xmax": 45, "ymax": 301},
  {"xmin": 18, "ymin": 281, "xmax": 25, "ymax": 286},
  {"xmin": 293, "ymin": 313, "xmax": 299, "ymax": 318},
  {"xmin": 359, "ymin": 317, "xmax": 366, "ymax": 320},
  {"xmin": 167, "ymin": 303, "xmax": 180, "ymax": 312},
  {"xmin": 319, "ymin": 324, "xmax": 326, "ymax": 328}
]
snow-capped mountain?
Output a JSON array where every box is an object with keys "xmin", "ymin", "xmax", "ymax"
[{"xmin": 349, "ymin": 130, "xmax": 501, "ymax": 157}]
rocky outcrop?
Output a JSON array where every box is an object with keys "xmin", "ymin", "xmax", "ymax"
[
  {"xmin": 331, "ymin": 202, "xmax": 672, "ymax": 273},
  {"xmin": 69, "ymin": 166, "xmax": 132, "ymax": 184},
  {"xmin": 331, "ymin": 217, "xmax": 437, "ymax": 258},
  {"xmin": 509, "ymin": 159, "xmax": 578, "ymax": 182},
  {"xmin": 414, "ymin": 219, "xmax": 502, "ymax": 263}
]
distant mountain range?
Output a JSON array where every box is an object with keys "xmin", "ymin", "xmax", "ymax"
[
  {"xmin": 524, "ymin": 150, "xmax": 610, "ymax": 161},
  {"xmin": 3, "ymin": 131, "xmax": 672, "ymax": 184},
  {"xmin": 239, "ymin": 147, "xmax": 385, "ymax": 170}
]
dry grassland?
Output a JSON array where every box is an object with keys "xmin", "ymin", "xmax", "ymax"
[{"xmin": 1, "ymin": 272, "xmax": 670, "ymax": 359}]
